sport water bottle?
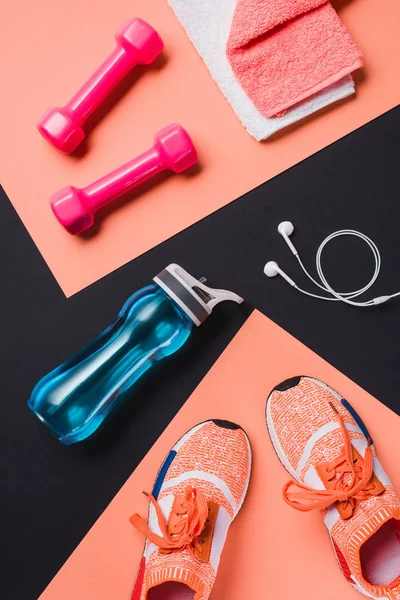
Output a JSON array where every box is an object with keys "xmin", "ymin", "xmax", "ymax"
[{"xmin": 28, "ymin": 264, "xmax": 243, "ymax": 444}]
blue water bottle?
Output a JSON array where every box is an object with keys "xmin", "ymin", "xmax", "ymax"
[{"xmin": 28, "ymin": 264, "xmax": 243, "ymax": 444}]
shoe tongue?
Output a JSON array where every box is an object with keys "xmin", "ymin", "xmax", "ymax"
[{"xmin": 146, "ymin": 549, "xmax": 212, "ymax": 600}]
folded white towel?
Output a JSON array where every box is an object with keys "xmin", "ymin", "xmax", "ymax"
[{"xmin": 167, "ymin": 0, "xmax": 355, "ymax": 141}]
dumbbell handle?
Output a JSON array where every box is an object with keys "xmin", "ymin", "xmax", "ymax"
[
  {"xmin": 50, "ymin": 124, "xmax": 198, "ymax": 234},
  {"xmin": 84, "ymin": 147, "xmax": 163, "ymax": 210},
  {"xmin": 38, "ymin": 18, "xmax": 163, "ymax": 154},
  {"xmin": 65, "ymin": 46, "xmax": 138, "ymax": 124}
]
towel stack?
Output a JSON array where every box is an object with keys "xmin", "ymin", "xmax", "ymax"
[{"xmin": 168, "ymin": 0, "xmax": 363, "ymax": 140}]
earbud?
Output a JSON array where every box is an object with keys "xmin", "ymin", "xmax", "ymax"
[
  {"xmin": 264, "ymin": 261, "xmax": 279, "ymax": 277},
  {"xmin": 277, "ymin": 221, "xmax": 294, "ymax": 236},
  {"xmin": 264, "ymin": 261, "xmax": 296, "ymax": 287},
  {"xmin": 263, "ymin": 223, "xmax": 400, "ymax": 308},
  {"xmin": 277, "ymin": 221, "xmax": 298, "ymax": 255}
]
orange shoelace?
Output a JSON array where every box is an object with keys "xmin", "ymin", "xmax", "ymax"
[
  {"xmin": 130, "ymin": 486, "xmax": 209, "ymax": 555},
  {"xmin": 283, "ymin": 403, "xmax": 376, "ymax": 516}
]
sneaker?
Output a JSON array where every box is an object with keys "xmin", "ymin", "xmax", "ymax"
[
  {"xmin": 266, "ymin": 376, "xmax": 400, "ymax": 600},
  {"xmin": 130, "ymin": 419, "xmax": 251, "ymax": 600}
]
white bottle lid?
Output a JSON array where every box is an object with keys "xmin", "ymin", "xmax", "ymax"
[{"xmin": 154, "ymin": 264, "xmax": 243, "ymax": 326}]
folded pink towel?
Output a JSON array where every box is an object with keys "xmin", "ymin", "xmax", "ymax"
[{"xmin": 226, "ymin": 0, "xmax": 363, "ymax": 117}]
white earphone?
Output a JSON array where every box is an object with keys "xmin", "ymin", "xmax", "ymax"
[{"xmin": 264, "ymin": 222, "xmax": 400, "ymax": 307}]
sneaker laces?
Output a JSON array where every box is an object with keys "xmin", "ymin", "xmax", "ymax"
[
  {"xmin": 130, "ymin": 486, "xmax": 209, "ymax": 555},
  {"xmin": 283, "ymin": 403, "xmax": 376, "ymax": 516}
]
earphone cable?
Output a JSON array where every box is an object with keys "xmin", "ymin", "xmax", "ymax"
[{"xmin": 293, "ymin": 230, "xmax": 384, "ymax": 307}]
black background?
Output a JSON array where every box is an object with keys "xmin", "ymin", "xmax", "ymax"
[{"xmin": 1, "ymin": 106, "xmax": 400, "ymax": 599}]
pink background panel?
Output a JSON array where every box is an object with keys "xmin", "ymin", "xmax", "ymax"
[
  {"xmin": 0, "ymin": 0, "xmax": 399, "ymax": 296},
  {"xmin": 37, "ymin": 310, "xmax": 400, "ymax": 600}
]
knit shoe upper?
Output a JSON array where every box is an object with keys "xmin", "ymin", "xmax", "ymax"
[
  {"xmin": 267, "ymin": 376, "xmax": 400, "ymax": 600},
  {"xmin": 130, "ymin": 420, "xmax": 251, "ymax": 600}
]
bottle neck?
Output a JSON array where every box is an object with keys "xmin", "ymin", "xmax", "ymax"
[{"xmin": 155, "ymin": 278, "xmax": 210, "ymax": 328}]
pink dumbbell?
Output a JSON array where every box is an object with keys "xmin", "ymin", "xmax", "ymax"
[
  {"xmin": 37, "ymin": 18, "xmax": 163, "ymax": 154},
  {"xmin": 50, "ymin": 124, "xmax": 198, "ymax": 234}
]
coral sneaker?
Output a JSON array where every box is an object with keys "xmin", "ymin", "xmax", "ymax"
[
  {"xmin": 266, "ymin": 376, "xmax": 400, "ymax": 600},
  {"xmin": 130, "ymin": 420, "xmax": 251, "ymax": 600}
]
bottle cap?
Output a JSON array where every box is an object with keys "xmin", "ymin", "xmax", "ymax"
[{"xmin": 154, "ymin": 264, "xmax": 243, "ymax": 326}]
